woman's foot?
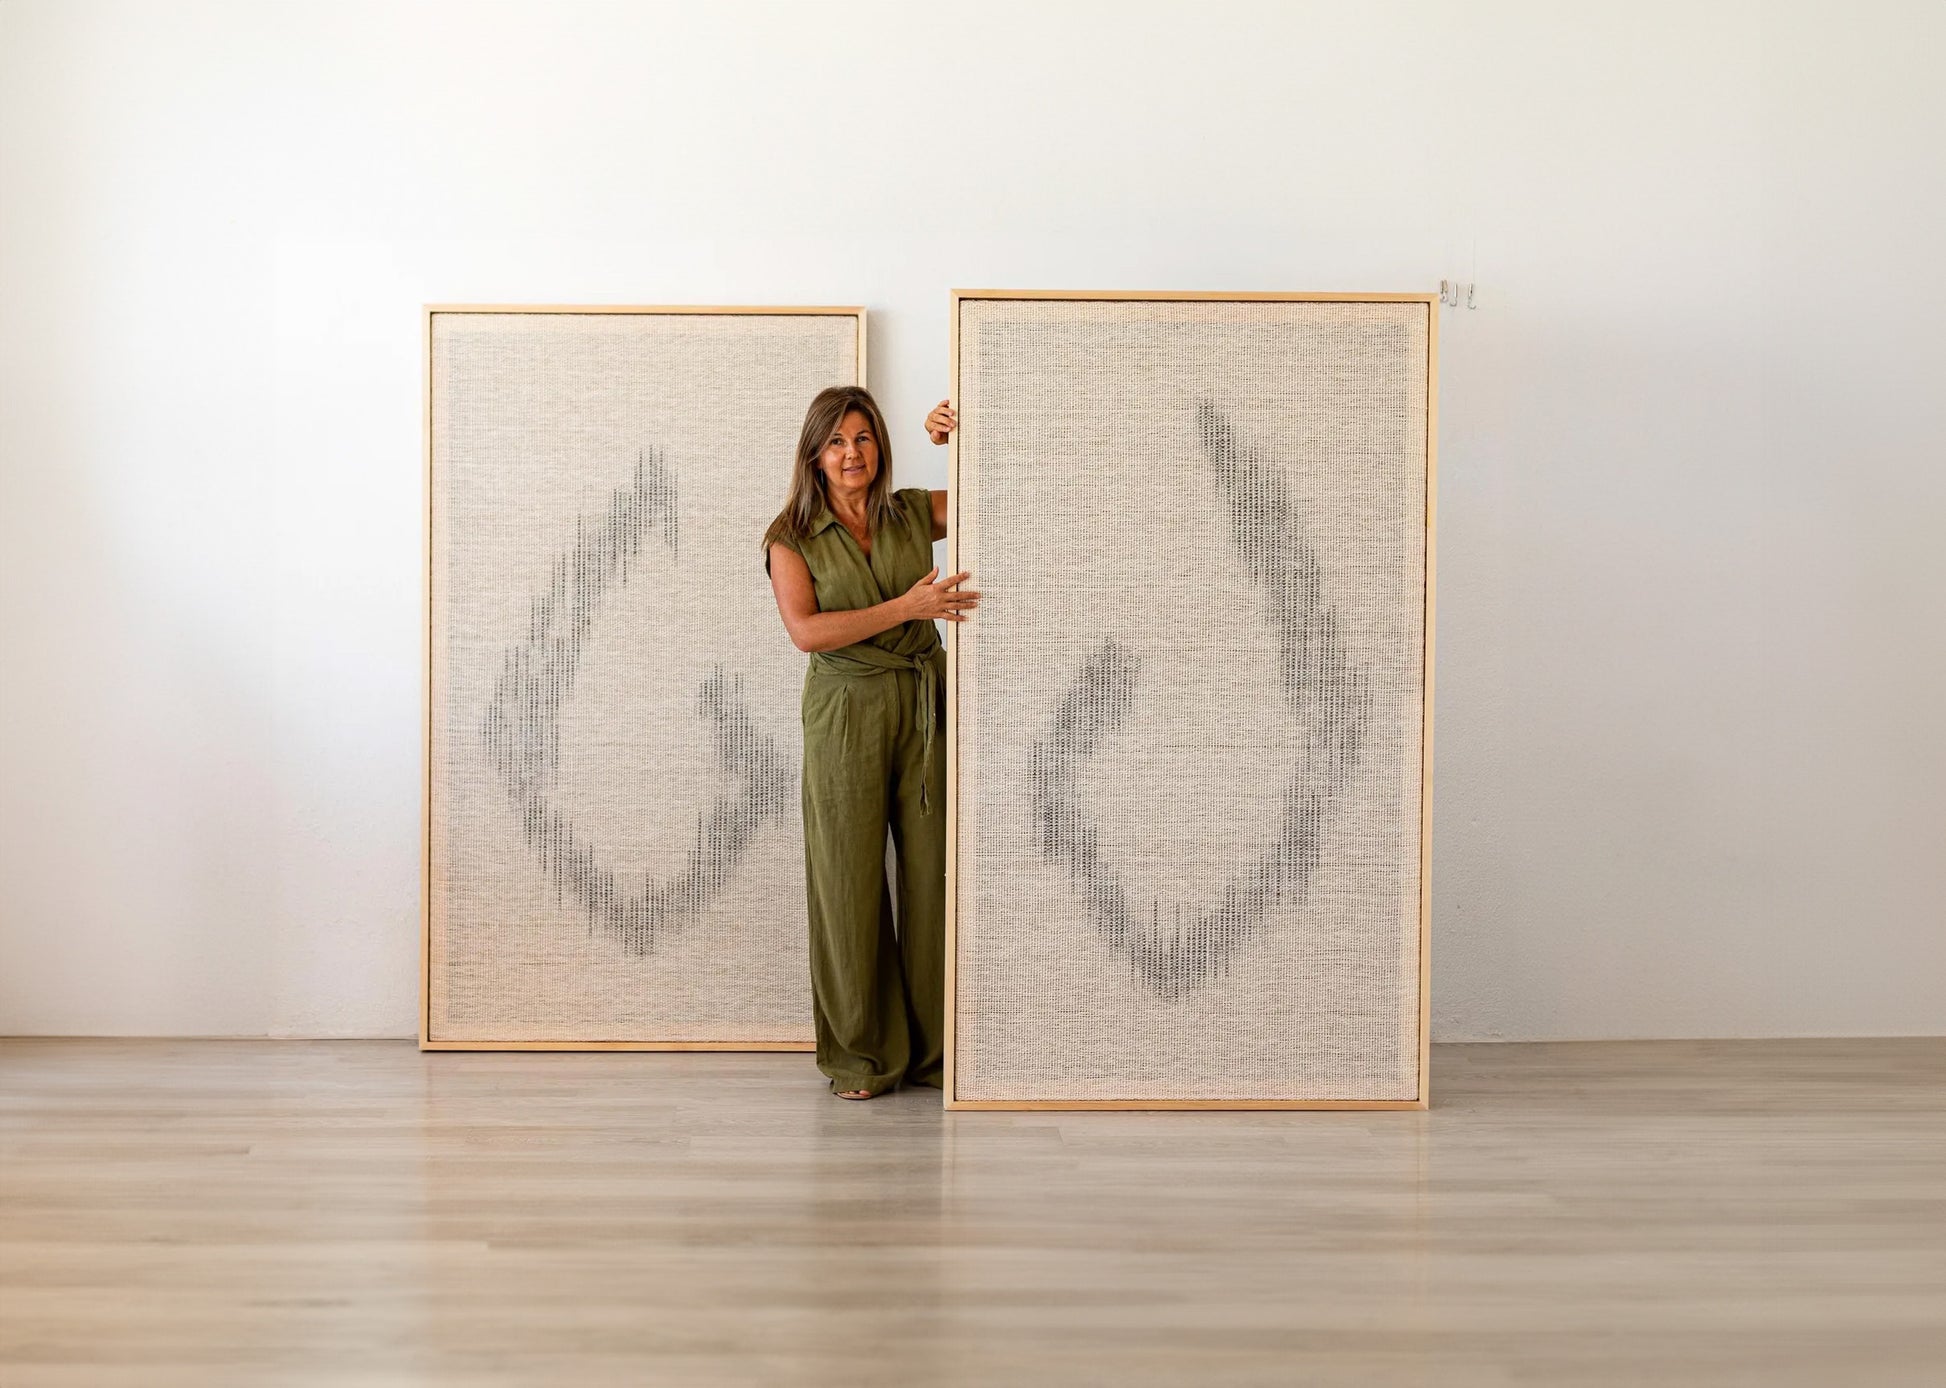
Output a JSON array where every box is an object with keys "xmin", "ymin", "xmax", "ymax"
[{"xmin": 836, "ymin": 1088, "xmax": 875, "ymax": 1100}]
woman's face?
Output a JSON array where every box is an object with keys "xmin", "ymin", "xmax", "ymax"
[{"xmin": 817, "ymin": 408, "xmax": 878, "ymax": 498}]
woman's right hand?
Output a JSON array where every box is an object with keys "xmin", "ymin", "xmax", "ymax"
[{"xmin": 903, "ymin": 566, "xmax": 980, "ymax": 622}]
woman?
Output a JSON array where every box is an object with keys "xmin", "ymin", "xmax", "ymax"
[{"xmin": 762, "ymin": 386, "xmax": 977, "ymax": 1099}]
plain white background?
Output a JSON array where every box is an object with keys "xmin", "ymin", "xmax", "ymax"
[{"xmin": 1, "ymin": 1, "xmax": 1940, "ymax": 1040}]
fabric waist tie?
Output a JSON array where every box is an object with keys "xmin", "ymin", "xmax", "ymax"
[{"xmin": 808, "ymin": 642, "xmax": 945, "ymax": 814}]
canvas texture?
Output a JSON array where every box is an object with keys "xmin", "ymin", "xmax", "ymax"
[
  {"xmin": 953, "ymin": 298, "xmax": 1428, "ymax": 1102},
  {"xmin": 429, "ymin": 311, "xmax": 856, "ymax": 1043}
]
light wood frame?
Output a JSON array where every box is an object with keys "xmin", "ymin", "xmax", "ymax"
[
  {"xmin": 420, "ymin": 304, "xmax": 867, "ymax": 1052},
  {"xmin": 942, "ymin": 289, "xmax": 1436, "ymax": 1110}
]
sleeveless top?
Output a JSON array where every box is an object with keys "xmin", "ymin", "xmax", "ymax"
[{"xmin": 766, "ymin": 486, "xmax": 945, "ymax": 811}]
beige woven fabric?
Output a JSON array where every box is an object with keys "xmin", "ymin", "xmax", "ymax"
[
  {"xmin": 953, "ymin": 298, "xmax": 1427, "ymax": 1101},
  {"xmin": 429, "ymin": 311, "xmax": 856, "ymax": 1043}
]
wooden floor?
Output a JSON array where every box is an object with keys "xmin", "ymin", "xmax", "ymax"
[{"xmin": 1, "ymin": 1039, "xmax": 1942, "ymax": 1386}]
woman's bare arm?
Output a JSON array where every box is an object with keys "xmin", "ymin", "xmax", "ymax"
[
  {"xmin": 768, "ymin": 541, "xmax": 977, "ymax": 652},
  {"xmin": 923, "ymin": 400, "xmax": 955, "ymax": 541}
]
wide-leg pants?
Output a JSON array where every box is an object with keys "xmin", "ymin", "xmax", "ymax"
[{"xmin": 799, "ymin": 662, "xmax": 946, "ymax": 1096}]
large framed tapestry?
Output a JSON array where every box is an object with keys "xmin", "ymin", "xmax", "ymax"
[
  {"xmin": 423, "ymin": 305, "xmax": 864, "ymax": 1049},
  {"xmin": 945, "ymin": 291, "xmax": 1434, "ymax": 1108}
]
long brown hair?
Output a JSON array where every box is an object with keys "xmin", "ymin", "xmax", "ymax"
[{"xmin": 762, "ymin": 385, "xmax": 897, "ymax": 562}]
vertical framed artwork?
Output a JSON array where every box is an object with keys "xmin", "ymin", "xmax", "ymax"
[
  {"xmin": 423, "ymin": 305, "xmax": 865, "ymax": 1049},
  {"xmin": 945, "ymin": 291, "xmax": 1435, "ymax": 1109}
]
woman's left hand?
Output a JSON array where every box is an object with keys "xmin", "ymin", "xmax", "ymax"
[{"xmin": 924, "ymin": 399, "xmax": 956, "ymax": 445}]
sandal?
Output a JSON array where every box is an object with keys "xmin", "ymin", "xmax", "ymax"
[{"xmin": 835, "ymin": 1088, "xmax": 876, "ymax": 1100}]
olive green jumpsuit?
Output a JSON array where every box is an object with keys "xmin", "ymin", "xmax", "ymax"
[{"xmin": 767, "ymin": 486, "xmax": 946, "ymax": 1096}]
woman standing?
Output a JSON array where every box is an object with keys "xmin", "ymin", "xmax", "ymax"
[{"xmin": 763, "ymin": 386, "xmax": 977, "ymax": 1099}]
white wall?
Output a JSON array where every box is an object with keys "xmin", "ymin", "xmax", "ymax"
[{"xmin": 2, "ymin": 0, "xmax": 1940, "ymax": 1041}]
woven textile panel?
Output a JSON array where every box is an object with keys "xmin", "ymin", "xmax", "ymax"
[
  {"xmin": 950, "ymin": 296, "xmax": 1430, "ymax": 1105},
  {"xmin": 427, "ymin": 309, "xmax": 859, "ymax": 1046}
]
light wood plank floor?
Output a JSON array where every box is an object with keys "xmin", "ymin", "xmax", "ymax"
[{"xmin": 2, "ymin": 1038, "xmax": 1942, "ymax": 1387}]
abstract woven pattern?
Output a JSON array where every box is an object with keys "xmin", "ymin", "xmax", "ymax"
[
  {"xmin": 428, "ymin": 308, "xmax": 860, "ymax": 1046},
  {"xmin": 950, "ymin": 295, "xmax": 1430, "ymax": 1105}
]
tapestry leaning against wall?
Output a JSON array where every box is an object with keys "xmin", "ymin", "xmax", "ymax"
[
  {"xmin": 425, "ymin": 306, "xmax": 863, "ymax": 1048},
  {"xmin": 946, "ymin": 292, "xmax": 1434, "ymax": 1108}
]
